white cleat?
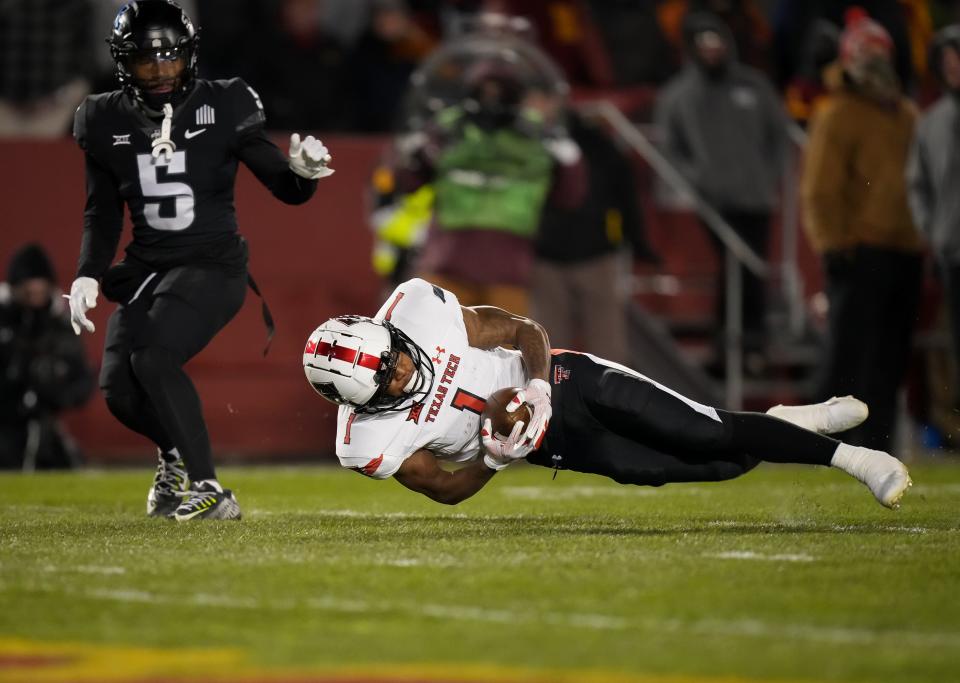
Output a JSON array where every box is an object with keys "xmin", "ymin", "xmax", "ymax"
[
  {"xmin": 831, "ymin": 444, "xmax": 912, "ymax": 509},
  {"xmin": 874, "ymin": 467, "xmax": 913, "ymax": 510},
  {"xmin": 767, "ymin": 396, "xmax": 869, "ymax": 434}
]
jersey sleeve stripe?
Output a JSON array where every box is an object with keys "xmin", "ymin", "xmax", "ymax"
[{"xmin": 362, "ymin": 454, "xmax": 383, "ymax": 476}]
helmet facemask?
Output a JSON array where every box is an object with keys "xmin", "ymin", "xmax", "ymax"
[{"xmin": 358, "ymin": 322, "xmax": 434, "ymax": 414}]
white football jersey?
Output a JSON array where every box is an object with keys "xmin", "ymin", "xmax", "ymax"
[{"xmin": 335, "ymin": 279, "xmax": 527, "ymax": 479}]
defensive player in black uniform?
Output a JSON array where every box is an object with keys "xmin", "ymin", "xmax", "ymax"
[{"xmin": 68, "ymin": 0, "xmax": 334, "ymax": 521}]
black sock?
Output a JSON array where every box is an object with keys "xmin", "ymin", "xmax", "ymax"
[
  {"xmin": 131, "ymin": 346, "xmax": 217, "ymax": 482},
  {"xmin": 727, "ymin": 411, "xmax": 837, "ymax": 466}
]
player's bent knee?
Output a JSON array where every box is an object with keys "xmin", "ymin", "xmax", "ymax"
[
  {"xmin": 130, "ymin": 346, "xmax": 180, "ymax": 385},
  {"xmin": 103, "ymin": 391, "xmax": 139, "ymax": 424},
  {"xmin": 708, "ymin": 458, "xmax": 760, "ymax": 481}
]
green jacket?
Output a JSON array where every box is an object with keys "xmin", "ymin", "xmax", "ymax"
[{"xmin": 433, "ymin": 109, "xmax": 554, "ymax": 237}]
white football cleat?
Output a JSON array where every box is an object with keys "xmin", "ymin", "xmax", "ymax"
[
  {"xmin": 830, "ymin": 444, "xmax": 912, "ymax": 509},
  {"xmin": 766, "ymin": 396, "xmax": 868, "ymax": 434}
]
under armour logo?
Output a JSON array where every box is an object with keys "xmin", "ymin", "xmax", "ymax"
[
  {"xmin": 112, "ymin": 134, "xmax": 131, "ymax": 146},
  {"xmin": 431, "ymin": 346, "xmax": 445, "ymax": 365}
]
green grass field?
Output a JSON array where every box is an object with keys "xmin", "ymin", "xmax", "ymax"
[{"xmin": 1, "ymin": 461, "xmax": 959, "ymax": 683}]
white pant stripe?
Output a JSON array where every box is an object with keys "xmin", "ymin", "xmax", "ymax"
[{"xmin": 582, "ymin": 352, "xmax": 721, "ymax": 423}]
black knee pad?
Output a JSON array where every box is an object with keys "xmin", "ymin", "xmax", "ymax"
[{"xmin": 130, "ymin": 346, "xmax": 179, "ymax": 387}]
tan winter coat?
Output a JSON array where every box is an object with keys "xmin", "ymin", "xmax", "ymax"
[{"xmin": 801, "ymin": 89, "xmax": 922, "ymax": 254}]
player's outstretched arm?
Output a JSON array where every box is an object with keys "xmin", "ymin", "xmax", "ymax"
[
  {"xmin": 461, "ymin": 306, "xmax": 553, "ymax": 448},
  {"xmin": 393, "ymin": 449, "xmax": 496, "ymax": 505},
  {"xmin": 235, "ymin": 130, "xmax": 331, "ymax": 205},
  {"xmin": 461, "ymin": 306, "xmax": 550, "ymax": 380}
]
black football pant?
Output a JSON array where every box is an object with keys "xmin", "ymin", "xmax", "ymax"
[
  {"xmin": 938, "ymin": 261, "xmax": 960, "ymax": 405},
  {"xmin": 704, "ymin": 209, "xmax": 771, "ymax": 352},
  {"xmin": 99, "ymin": 266, "xmax": 246, "ymax": 482},
  {"xmin": 528, "ymin": 352, "xmax": 838, "ymax": 486}
]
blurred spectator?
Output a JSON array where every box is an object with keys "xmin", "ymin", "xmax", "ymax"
[
  {"xmin": 318, "ymin": 0, "xmax": 380, "ymax": 47},
  {"xmin": 899, "ymin": 0, "xmax": 935, "ymax": 94},
  {"xmin": 470, "ymin": 1, "xmax": 618, "ymax": 88},
  {"xmin": 907, "ymin": 24, "xmax": 960, "ymax": 408},
  {"xmin": 783, "ymin": 19, "xmax": 841, "ymax": 125},
  {"xmin": 366, "ymin": 151, "xmax": 434, "ymax": 292},
  {"xmin": 531, "ymin": 110, "xmax": 660, "ymax": 366},
  {"xmin": 658, "ymin": 0, "xmax": 773, "ymax": 76},
  {"xmin": 0, "ymin": 0, "xmax": 93, "ymax": 137},
  {"xmin": 655, "ymin": 11, "xmax": 788, "ymax": 371},
  {"xmin": 400, "ymin": 39, "xmax": 585, "ymax": 315},
  {"xmin": 248, "ymin": 0, "xmax": 352, "ymax": 131},
  {"xmin": 0, "ymin": 245, "xmax": 93, "ymax": 470},
  {"xmin": 349, "ymin": 0, "xmax": 438, "ymax": 132},
  {"xmin": 585, "ymin": 0, "xmax": 678, "ymax": 87},
  {"xmin": 772, "ymin": 1, "xmax": 923, "ymax": 93},
  {"xmin": 801, "ymin": 9, "xmax": 922, "ymax": 452},
  {"xmin": 192, "ymin": 0, "xmax": 256, "ymax": 83}
]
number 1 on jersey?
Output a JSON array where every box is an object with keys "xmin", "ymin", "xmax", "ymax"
[{"xmin": 451, "ymin": 388, "xmax": 486, "ymax": 415}]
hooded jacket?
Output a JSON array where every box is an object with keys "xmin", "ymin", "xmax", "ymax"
[
  {"xmin": 654, "ymin": 12, "xmax": 787, "ymax": 212},
  {"xmin": 906, "ymin": 25, "xmax": 960, "ymax": 263}
]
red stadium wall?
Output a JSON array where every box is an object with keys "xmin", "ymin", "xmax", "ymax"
[{"xmin": 0, "ymin": 135, "xmax": 387, "ymax": 464}]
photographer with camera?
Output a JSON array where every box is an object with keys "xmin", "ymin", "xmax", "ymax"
[{"xmin": 0, "ymin": 244, "xmax": 93, "ymax": 470}]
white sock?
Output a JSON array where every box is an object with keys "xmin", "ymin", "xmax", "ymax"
[
  {"xmin": 829, "ymin": 442, "xmax": 869, "ymax": 476},
  {"xmin": 196, "ymin": 479, "xmax": 223, "ymax": 493}
]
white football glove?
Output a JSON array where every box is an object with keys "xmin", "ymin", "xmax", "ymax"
[
  {"xmin": 288, "ymin": 133, "xmax": 335, "ymax": 180},
  {"xmin": 518, "ymin": 378, "xmax": 552, "ymax": 450},
  {"xmin": 481, "ymin": 418, "xmax": 529, "ymax": 471},
  {"xmin": 68, "ymin": 276, "xmax": 99, "ymax": 335}
]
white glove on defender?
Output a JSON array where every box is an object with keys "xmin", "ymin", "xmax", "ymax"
[
  {"xmin": 68, "ymin": 277, "xmax": 99, "ymax": 335},
  {"xmin": 288, "ymin": 133, "xmax": 335, "ymax": 179}
]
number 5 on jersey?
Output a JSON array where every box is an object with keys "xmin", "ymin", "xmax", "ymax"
[{"xmin": 137, "ymin": 152, "xmax": 195, "ymax": 231}]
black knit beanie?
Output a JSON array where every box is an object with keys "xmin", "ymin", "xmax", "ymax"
[{"xmin": 7, "ymin": 243, "xmax": 57, "ymax": 286}]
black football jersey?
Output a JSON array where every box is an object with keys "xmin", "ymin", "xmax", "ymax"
[{"xmin": 74, "ymin": 78, "xmax": 316, "ymax": 278}]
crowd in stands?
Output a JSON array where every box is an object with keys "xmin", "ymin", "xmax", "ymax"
[
  {"xmin": 7, "ymin": 0, "xmax": 960, "ymax": 460},
  {"xmin": 1, "ymin": 0, "xmax": 956, "ymax": 136}
]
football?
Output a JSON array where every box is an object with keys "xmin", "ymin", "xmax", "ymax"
[{"xmin": 482, "ymin": 386, "xmax": 532, "ymax": 440}]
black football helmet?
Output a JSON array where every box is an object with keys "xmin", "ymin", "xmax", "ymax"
[{"xmin": 108, "ymin": 1, "xmax": 199, "ymax": 107}]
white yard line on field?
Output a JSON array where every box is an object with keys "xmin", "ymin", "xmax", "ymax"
[
  {"xmin": 707, "ymin": 520, "xmax": 937, "ymax": 534},
  {"xmin": 706, "ymin": 551, "xmax": 816, "ymax": 562},
  {"xmin": 247, "ymin": 508, "xmax": 471, "ymax": 520},
  {"xmin": 499, "ymin": 485, "xmax": 717, "ymax": 500},
  {"xmin": 374, "ymin": 557, "xmax": 460, "ymax": 568},
  {"xmin": 499, "ymin": 486, "xmax": 658, "ymax": 500},
  {"xmin": 40, "ymin": 564, "xmax": 127, "ymax": 575},
  {"xmin": 46, "ymin": 586, "xmax": 960, "ymax": 648},
  {"xmin": 830, "ymin": 525, "xmax": 931, "ymax": 534}
]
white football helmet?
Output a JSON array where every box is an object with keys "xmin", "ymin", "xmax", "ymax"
[{"xmin": 303, "ymin": 315, "xmax": 434, "ymax": 413}]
